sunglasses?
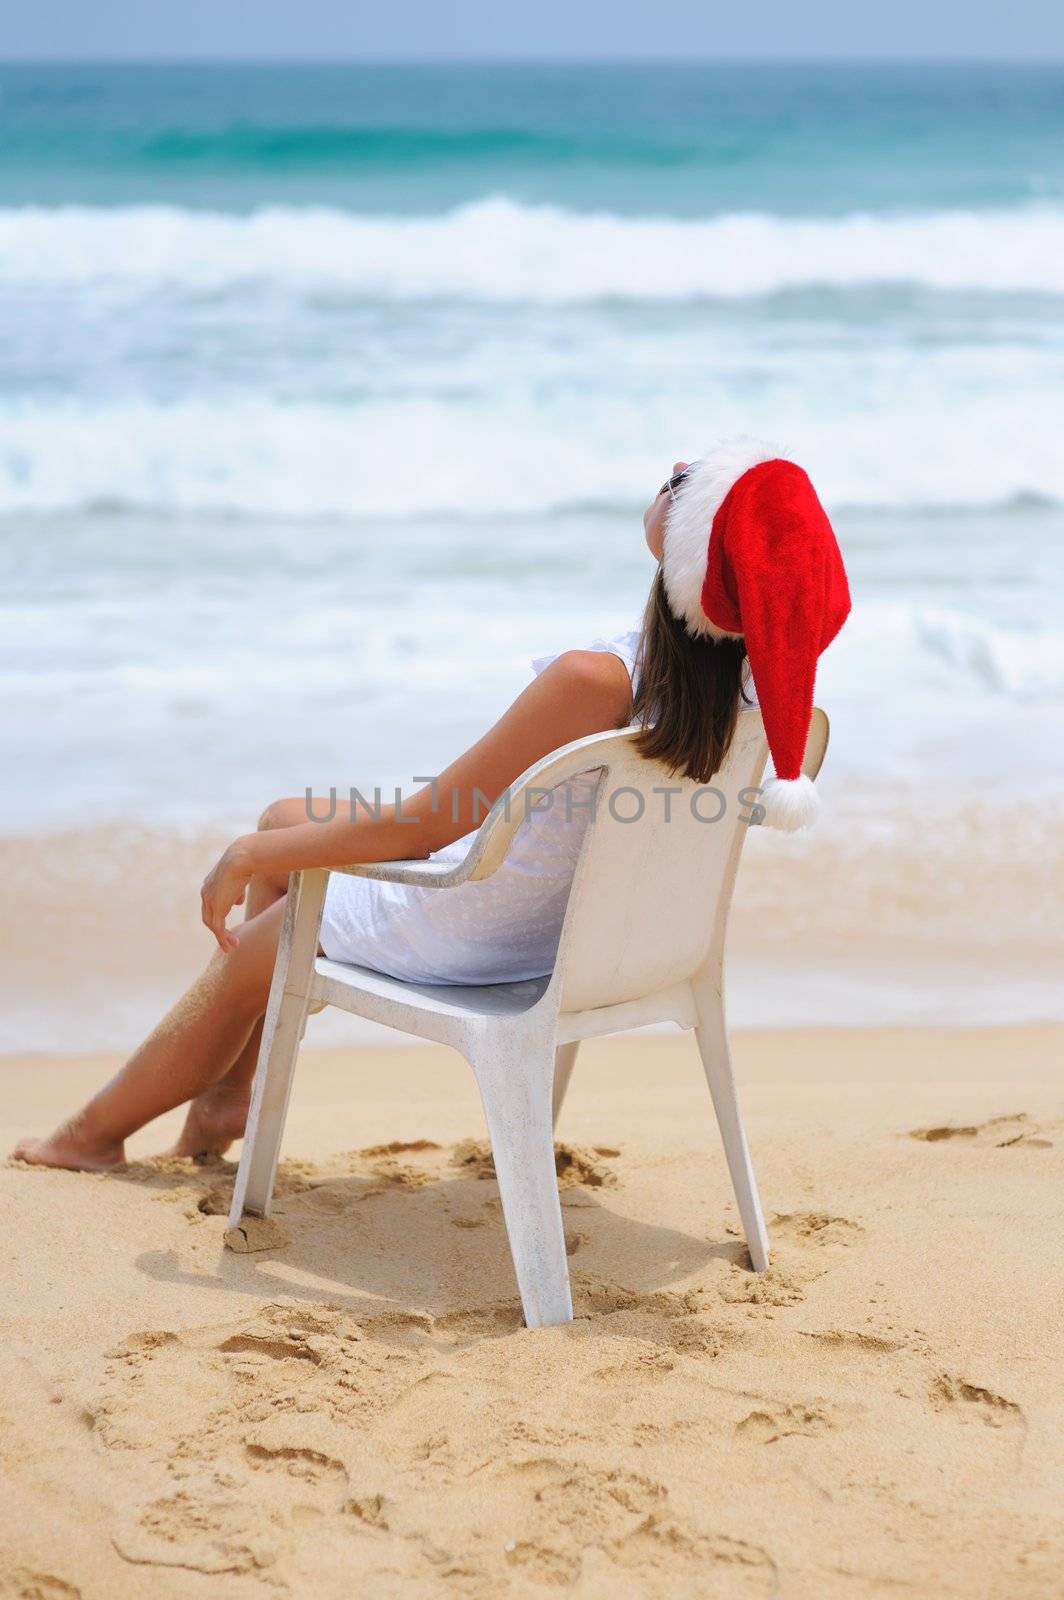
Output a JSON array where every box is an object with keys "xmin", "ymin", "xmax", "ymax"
[{"xmin": 659, "ymin": 468, "xmax": 690, "ymax": 501}]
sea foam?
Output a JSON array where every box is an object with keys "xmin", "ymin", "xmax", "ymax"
[
  {"xmin": 3, "ymin": 197, "xmax": 1064, "ymax": 300},
  {"xmin": 0, "ymin": 391, "xmax": 1060, "ymax": 517}
]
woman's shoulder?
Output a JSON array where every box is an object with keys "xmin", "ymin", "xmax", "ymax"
[
  {"xmin": 531, "ymin": 628, "xmax": 640, "ymax": 683},
  {"xmin": 531, "ymin": 648, "xmax": 633, "ymax": 720},
  {"xmin": 529, "ymin": 630, "xmax": 636, "ymax": 733}
]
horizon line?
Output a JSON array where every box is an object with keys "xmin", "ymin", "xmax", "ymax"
[{"xmin": 1, "ymin": 53, "xmax": 1062, "ymax": 69}]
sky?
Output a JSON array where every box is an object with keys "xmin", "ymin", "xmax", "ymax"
[{"xmin": 4, "ymin": 0, "xmax": 1064, "ymax": 63}]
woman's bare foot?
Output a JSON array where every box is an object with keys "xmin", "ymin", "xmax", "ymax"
[
  {"xmin": 167, "ymin": 1082, "xmax": 251, "ymax": 1161},
  {"xmin": 11, "ymin": 1118, "xmax": 125, "ymax": 1172}
]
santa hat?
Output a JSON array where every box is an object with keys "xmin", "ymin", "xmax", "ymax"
[{"xmin": 662, "ymin": 437, "xmax": 851, "ymax": 832}]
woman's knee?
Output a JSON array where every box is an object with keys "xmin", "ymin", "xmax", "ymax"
[{"xmin": 256, "ymin": 796, "xmax": 308, "ymax": 833}]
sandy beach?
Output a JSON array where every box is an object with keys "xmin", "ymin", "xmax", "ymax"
[{"xmin": 3, "ymin": 1022, "xmax": 1063, "ymax": 1598}]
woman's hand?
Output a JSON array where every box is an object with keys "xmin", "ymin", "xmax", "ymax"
[{"xmin": 200, "ymin": 839, "xmax": 255, "ymax": 953}]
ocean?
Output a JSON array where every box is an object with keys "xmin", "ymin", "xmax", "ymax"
[{"xmin": 1, "ymin": 61, "xmax": 1062, "ymax": 1042}]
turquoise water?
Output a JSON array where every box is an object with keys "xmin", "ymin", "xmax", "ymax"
[
  {"xmin": 0, "ymin": 62, "xmax": 1062, "ymax": 828},
  {"xmin": 2, "ymin": 63, "xmax": 1063, "ymax": 213}
]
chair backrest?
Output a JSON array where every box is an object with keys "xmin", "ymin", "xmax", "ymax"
[{"xmin": 551, "ymin": 709, "xmax": 773, "ymax": 1014}]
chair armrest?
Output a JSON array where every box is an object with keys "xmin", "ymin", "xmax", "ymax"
[
  {"xmin": 328, "ymin": 726, "xmax": 636, "ymax": 890},
  {"xmin": 328, "ymin": 854, "xmax": 482, "ymax": 889},
  {"xmin": 328, "ymin": 708, "xmax": 828, "ymax": 885},
  {"xmin": 802, "ymin": 707, "xmax": 831, "ymax": 781}
]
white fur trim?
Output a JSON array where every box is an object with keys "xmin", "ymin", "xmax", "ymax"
[
  {"xmin": 662, "ymin": 436, "xmax": 782, "ymax": 639},
  {"xmin": 757, "ymin": 775, "xmax": 820, "ymax": 832}
]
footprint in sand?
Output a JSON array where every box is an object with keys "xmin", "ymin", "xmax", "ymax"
[
  {"xmin": 929, "ymin": 1373, "xmax": 1025, "ymax": 1430},
  {"xmin": 301, "ymin": 1184, "xmax": 348, "ymax": 1214},
  {"xmin": 770, "ymin": 1211, "xmax": 864, "ymax": 1250},
  {"xmin": 244, "ymin": 1412, "xmax": 350, "ymax": 1494},
  {"xmin": 798, "ymin": 1327, "xmax": 910, "ymax": 1355},
  {"xmin": 432, "ymin": 1302, "xmax": 523, "ymax": 1338},
  {"xmin": 513, "ymin": 1462, "xmax": 668, "ymax": 1555},
  {"xmin": 113, "ymin": 1489, "xmax": 277, "ymax": 1577},
  {"xmin": 576, "ymin": 1281, "xmax": 703, "ymax": 1318},
  {"xmin": 218, "ymin": 1331, "xmax": 324, "ymax": 1365},
  {"xmin": 716, "ymin": 1211, "xmax": 864, "ymax": 1306},
  {"xmin": 565, "ymin": 1281, "xmax": 743, "ymax": 1362},
  {"xmin": 343, "ymin": 1491, "xmax": 389, "ymax": 1530},
  {"xmin": 719, "ymin": 1264, "xmax": 806, "ymax": 1307},
  {"xmin": 105, "ymin": 1329, "xmax": 179, "ymax": 1358},
  {"xmin": 92, "ymin": 1299, "xmax": 443, "ymax": 1580},
  {"xmin": 350, "ymin": 1139, "xmax": 445, "ymax": 1194},
  {"xmin": 511, "ymin": 1482, "xmax": 775, "ymax": 1593},
  {"xmin": 358, "ymin": 1139, "xmax": 443, "ymax": 1158},
  {"xmin": 735, "ymin": 1400, "xmax": 853, "ymax": 1444},
  {"xmin": 909, "ymin": 1113, "xmax": 1054, "ymax": 1148},
  {"xmin": 612, "ymin": 1521, "xmax": 777, "ymax": 1594},
  {"xmin": 449, "ymin": 1138, "xmax": 618, "ymax": 1188},
  {"xmin": 0, "ymin": 1569, "xmax": 82, "ymax": 1599},
  {"xmin": 505, "ymin": 1540, "xmax": 582, "ymax": 1586}
]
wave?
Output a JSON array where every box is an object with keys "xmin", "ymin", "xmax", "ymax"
[
  {"xmin": 2, "ymin": 198, "xmax": 1064, "ymax": 300},
  {"xmin": 2, "ymin": 583, "xmax": 1060, "ymax": 713},
  {"xmin": 915, "ymin": 608, "xmax": 1064, "ymax": 700},
  {"xmin": 823, "ymin": 603, "xmax": 1064, "ymax": 704},
  {"xmin": 98, "ymin": 124, "xmax": 699, "ymax": 171},
  {"xmin": 1, "ymin": 394, "xmax": 1063, "ymax": 518}
]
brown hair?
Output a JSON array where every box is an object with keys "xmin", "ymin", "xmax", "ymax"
[{"xmin": 631, "ymin": 568, "xmax": 750, "ymax": 784}]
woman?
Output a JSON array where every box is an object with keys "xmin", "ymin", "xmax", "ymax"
[{"xmin": 13, "ymin": 441, "xmax": 850, "ymax": 1172}]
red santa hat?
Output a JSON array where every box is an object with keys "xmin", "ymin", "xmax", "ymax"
[{"xmin": 662, "ymin": 437, "xmax": 851, "ymax": 831}]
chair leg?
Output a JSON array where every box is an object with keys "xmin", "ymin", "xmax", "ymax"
[
  {"xmin": 228, "ymin": 870, "xmax": 327, "ymax": 1230},
  {"xmin": 552, "ymin": 1040, "xmax": 580, "ymax": 1131},
  {"xmin": 468, "ymin": 1034, "xmax": 574, "ymax": 1329},
  {"xmin": 227, "ymin": 989, "xmax": 308, "ymax": 1224},
  {"xmin": 692, "ymin": 992, "xmax": 770, "ymax": 1272}
]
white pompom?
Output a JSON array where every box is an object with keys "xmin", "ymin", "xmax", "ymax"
[{"xmin": 757, "ymin": 775, "xmax": 821, "ymax": 832}]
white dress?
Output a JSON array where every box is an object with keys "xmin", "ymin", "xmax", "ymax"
[{"xmin": 318, "ymin": 630, "xmax": 642, "ymax": 986}]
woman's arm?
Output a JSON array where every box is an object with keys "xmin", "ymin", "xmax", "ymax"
[{"xmin": 200, "ymin": 649, "xmax": 633, "ymax": 949}]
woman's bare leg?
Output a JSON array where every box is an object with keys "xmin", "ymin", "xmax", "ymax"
[
  {"xmin": 167, "ymin": 798, "xmax": 309, "ymax": 1159},
  {"xmin": 165, "ymin": 1019, "xmax": 264, "ymax": 1160},
  {"xmin": 12, "ymin": 897, "xmax": 286, "ymax": 1171}
]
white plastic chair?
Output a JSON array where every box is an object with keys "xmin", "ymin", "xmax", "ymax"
[{"xmin": 227, "ymin": 707, "xmax": 829, "ymax": 1328}]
